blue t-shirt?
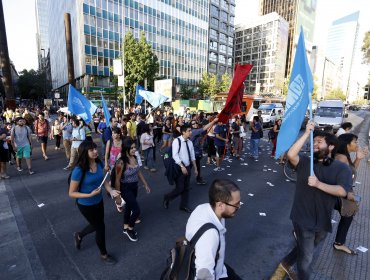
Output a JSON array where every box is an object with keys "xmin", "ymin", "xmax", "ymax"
[
  {"xmin": 214, "ymin": 124, "xmax": 228, "ymax": 147},
  {"xmin": 97, "ymin": 122, "xmax": 107, "ymax": 138},
  {"xmin": 71, "ymin": 164, "xmax": 104, "ymax": 206}
]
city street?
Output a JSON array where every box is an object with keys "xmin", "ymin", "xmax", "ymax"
[{"xmin": 1, "ymin": 111, "xmax": 369, "ymax": 280}]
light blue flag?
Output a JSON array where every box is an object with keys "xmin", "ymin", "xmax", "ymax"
[
  {"xmin": 138, "ymin": 89, "xmax": 169, "ymax": 108},
  {"xmin": 67, "ymin": 84, "xmax": 97, "ymax": 123},
  {"xmin": 101, "ymin": 94, "xmax": 111, "ymax": 127},
  {"xmin": 275, "ymin": 28, "xmax": 314, "ymax": 159},
  {"xmin": 135, "ymin": 84, "xmax": 144, "ymax": 104}
]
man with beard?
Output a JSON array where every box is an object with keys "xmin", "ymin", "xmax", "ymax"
[
  {"xmin": 274, "ymin": 122, "xmax": 352, "ymax": 280},
  {"xmin": 185, "ymin": 179, "xmax": 242, "ymax": 280}
]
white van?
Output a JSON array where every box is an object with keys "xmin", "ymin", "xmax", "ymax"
[
  {"xmin": 253, "ymin": 103, "xmax": 284, "ymax": 127},
  {"xmin": 313, "ymin": 99, "xmax": 347, "ymax": 132}
]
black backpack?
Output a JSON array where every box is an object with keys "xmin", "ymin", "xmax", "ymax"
[
  {"xmin": 160, "ymin": 223, "xmax": 220, "ymax": 280},
  {"xmin": 163, "ymin": 138, "xmax": 181, "ymax": 185}
]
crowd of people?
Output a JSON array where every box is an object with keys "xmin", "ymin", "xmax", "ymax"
[{"xmin": 1, "ymin": 105, "xmax": 369, "ymax": 279}]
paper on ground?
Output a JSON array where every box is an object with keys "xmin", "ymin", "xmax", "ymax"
[
  {"xmin": 237, "ymin": 179, "xmax": 242, "ymax": 182},
  {"xmin": 331, "ymin": 219, "xmax": 337, "ymax": 224},
  {"xmin": 38, "ymin": 203, "xmax": 45, "ymax": 208},
  {"xmin": 356, "ymin": 246, "xmax": 368, "ymax": 253},
  {"xmin": 248, "ymin": 193, "xmax": 254, "ymax": 196},
  {"xmin": 259, "ymin": 213, "xmax": 266, "ymax": 216}
]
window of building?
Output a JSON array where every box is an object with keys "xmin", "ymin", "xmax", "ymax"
[
  {"xmin": 209, "ymin": 52, "xmax": 217, "ymax": 62},
  {"xmin": 210, "ymin": 5, "xmax": 218, "ymax": 16},
  {"xmin": 221, "ymin": 0, "xmax": 228, "ymax": 10},
  {"xmin": 210, "ymin": 29, "xmax": 218, "ymax": 39},
  {"xmin": 220, "ymin": 11, "xmax": 228, "ymax": 21},
  {"xmin": 210, "ymin": 41, "xmax": 218, "ymax": 51},
  {"xmin": 219, "ymin": 33, "xmax": 227, "ymax": 43},
  {"xmin": 91, "ymin": 56, "xmax": 97, "ymax": 66},
  {"xmin": 209, "ymin": 63, "xmax": 217, "ymax": 72},
  {"xmin": 219, "ymin": 44, "xmax": 227, "ymax": 53},
  {"xmin": 227, "ymin": 57, "xmax": 232, "ymax": 66},
  {"xmin": 228, "ymin": 37, "xmax": 233, "ymax": 45},
  {"xmin": 220, "ymin": 22, "xmax": 227, "ymax": 32},
  {"xmin": 219, "ymin": 54, "xmax": 226, "ymax": 64},
  {"xmin": 85, "ymin": 56, "xmax": 91, "ymax": 64},
  {"xmin": 98, "ymin": 57, "xmax": 104, "ymax": 66},
  {"xmin": 85, "ymin": 35, "xmax": 91, "ymax": 45},
  {"xmin": 211, "ymin": 17, "xmax": 219, "ymax": 26},
  {"xmin": 219, "ymin": 65, "xmax": 226, "ymax": 74}
]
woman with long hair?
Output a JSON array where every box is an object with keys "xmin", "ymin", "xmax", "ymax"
[
  {"xmin": 160, "ymin": 119, "xmax": 173, "ymax": 151},
  {"xmin": 140, "ymin": 124, "xmax": 156, "ymax": 172},
  {"xmin": 104, "ymin": 127, "xmax": 122, "ymax": 171},
  {"xmin": 333, "ymin": 133, "xmax": 368, "ymax": 254},
  {"xmin": 271, "ymin": 119, "xmax": 282, "ymax": 158},
  {"xmin": 112, "ymin": 138, "xmax": 151, "ymax": 242},
  {"xmin": 69, "ymin": 141, "xmax": 120, "ymax": 264}
]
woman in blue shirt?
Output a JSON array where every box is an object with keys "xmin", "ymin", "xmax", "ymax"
[{"xmin": 69, "ymin": 141, "xmax": 120, "ymax": 265}]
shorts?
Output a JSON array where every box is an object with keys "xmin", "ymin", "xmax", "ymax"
[
  {"xmin": 0, "ymin": 148, "xmax": 9, "ymax": 162},
  {"xmin": 38, "ymin": 136, "xmax": 48, "ymax": 144},
  {"xmin": 16, "ymin": 145, "xmax": 31, "ymax": 159},
  {"xmin": 163, "ymin": 134, "xmax": 172, "ymax": 141},
  {"xmin": 215, "ymin": 145, "xmax": 225, "ymax": 158}
]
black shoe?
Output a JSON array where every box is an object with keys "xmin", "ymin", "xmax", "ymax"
[
  {"xmin": 123, "ymin": 229, "xmax": 138, "ymax": 242},
  {"xmin": 73, "ymin": 232, "xmax": 81, "ymax": 250},
  {"xmin": 101, "ymin": 254, "xmax": 117, "ymax": 265},
  {"xmin": 163, "ymin": 198, "xmax": 169, "ymax": 209},
  {"xmin": 179, "ymin": 207, "xmax": 192, "ymax": 213}
]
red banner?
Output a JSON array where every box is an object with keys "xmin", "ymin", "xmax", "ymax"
[{"xmin": 217, "ymin": 64, "xmax": 253, "ymax": 123}]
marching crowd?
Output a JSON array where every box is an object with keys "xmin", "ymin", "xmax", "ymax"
[{"xmin": 1, "ymin": 105, "xmax": 369, "ymax": 279}]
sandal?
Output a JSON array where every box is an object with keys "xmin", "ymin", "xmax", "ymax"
[{"xmin": 333, "ymin": 243, "xmax": 357, "ymax": 255}]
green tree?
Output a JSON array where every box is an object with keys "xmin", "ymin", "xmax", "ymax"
[
  {"xmin": 179, "ymin": 84, "xmax": 194, "ymax": 99},
  {"xmin": 219, "ymin": 73, "xmax": 232, "ymax": 93},
  {"xmin": 361, "ymin": 30, "xmax": 370, "ymax": 64},
  {"xmin": 198, "ymin": 72, "xmax": 218, "ymax": 99},
  {"xmin": 282, "ymin": 76, "xmax": 290, "ymax": 96},
  {"xmin": 119, "ymin": 31, "xmax": 159, "ymax": 104},
  {"xmin": 326, "ymin": 88, "xmax": 346, "ymax": 101},
  {"xmin": 17, "ymin": 69, "xmax": 48, "ymax": 100},
  {"xmin": 312, "ymin": 75, "xmax": 319, "ymax": 100}
]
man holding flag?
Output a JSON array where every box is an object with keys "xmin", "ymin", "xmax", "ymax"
[{"xmin": 271, "ymin": 29, "xmax": 353, "ymax": 280}]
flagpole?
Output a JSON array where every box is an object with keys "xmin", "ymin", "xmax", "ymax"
[{"xmin": 309, "ymin": 92, "xmax": 314, "ymax": 176}]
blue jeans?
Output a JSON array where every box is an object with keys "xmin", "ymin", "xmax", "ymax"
[
  {"xmin": 250, "ymin": 138, "xmax": 260, "ymax": 158},
  {"xmin": 282, "ymin": 222, "xmax": 327, "ymax": 280},
  {"xmin": 143, "ymin": 147, "xmax": 154, "ymax": 169}
]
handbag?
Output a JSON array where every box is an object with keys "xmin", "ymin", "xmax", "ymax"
[{"xmin": 340, "ymin": 197, "xmax": 359, "ymax": 217}]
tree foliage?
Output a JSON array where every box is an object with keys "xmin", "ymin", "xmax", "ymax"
[
  {"xmin": 326, "ymin": 88, "xmax": 346, "ymax": 101},
  {"xmin": 17, "ymin": 69, "xmax": 48, "ymax": 100},
  {"xmin": 197, "ymin": 72, "xmax": 218, "ymax": 99},
  {"xmin": 219, "ymin": 73, "xmax": 232, "ymax": 93},
  {"xmin": 179, "ymin": 84, "xmax": 194, "ymax": 99},
  {"xmin": 361, "ymin": 30, "xmax": 370, "ymax": 64},
  {"xmin": 115, "ymin": 31, "xmax": 159, "ymax": 104}
]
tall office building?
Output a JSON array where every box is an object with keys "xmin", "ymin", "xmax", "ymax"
[
  {"xmin": 260, "ymin": 0, "xmax": 317, "ymax": 77},
  {"xmin": 208, "ymin": 0, "xmax": 235, "ymax": 77},
  {"xmin": 234, "ymin": 12, "xmax": 288, "ymax": 94},
  {"xmin": 35, "ymin": 0, "xmax": 50, "ymax": 69},
  {"xmin": 47, "ymin": 0, "xmax": 210, "ymax": 96},
  {"xmin": 326, "ymin": 11, "xmax": 359, "ymax": 100}
]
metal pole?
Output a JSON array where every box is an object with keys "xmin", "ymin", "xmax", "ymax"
[{"xmin": 144, "ymin": 78, "xmax": 147, "ymax": 114}]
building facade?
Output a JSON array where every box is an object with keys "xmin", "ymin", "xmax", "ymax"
[
  {"xmin": 234, "ymin": 12, "xmax": 288, "ymax": 94},
  {"xmin": 326, "ymin": 11, "xmax": 360, "ymax": 101},
  {"xmin": 208, "ymin": 0, "xmax": 235, "ymax": 77},
  {"xmin": 260, "ymin": 0, "xmax": 317, "ymax": 77},
  {"xmin": 47, "ymin": 0, "xmax": 211, "ymax": 96},
  {"xmin": 35, "ymin": 0, "xmax": 50, "ymax": 69}
]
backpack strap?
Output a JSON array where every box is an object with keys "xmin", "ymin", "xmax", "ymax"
[{"xmin": 189, "ymin": 223, "xmax": 218, "ymax": 249}]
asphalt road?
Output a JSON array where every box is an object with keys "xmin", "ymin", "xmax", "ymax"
[{"xmin": 5, "ymin": 110, "xmax": 368, "ymax": 280}]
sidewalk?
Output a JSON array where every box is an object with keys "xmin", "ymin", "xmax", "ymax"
[
  {"xmin": 311, "ymin": 112, "xmax": 370, "ymax": 280},
  {"xmin": 0, "ymin": 177, "xmax": 46, "ymax": 280}
]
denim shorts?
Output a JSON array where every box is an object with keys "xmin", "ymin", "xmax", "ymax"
[{"xmin": 163, "ymin": 134, "xmax": 172, "ymax": 141}]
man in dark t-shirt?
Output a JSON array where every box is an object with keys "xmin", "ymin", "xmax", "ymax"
[{"xmin": 273, "ymin": 122, "xmax": 352, "ymax": 280}]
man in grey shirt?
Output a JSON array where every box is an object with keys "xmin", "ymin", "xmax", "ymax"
[{"xmin": 11, "ymin": 117, "xmax": 34, "ymax": 174}]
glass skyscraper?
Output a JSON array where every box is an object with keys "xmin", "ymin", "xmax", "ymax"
[
  {"xmin": 47, "ymin": 0, "xmax": 211, "ymax": 94},
  {"xmin": 35, "ymin": 0, "xmax": 50, "ymax": 69},
  {"xmin": 326, "ymin": 11, "xmax": 360, "ymax": 99},
  {"xmin": 208, "ymin": 0, "xmax": 235, "ymax": 77},
  {"xmin": 234, "ymin": 12, "xmax": 288, "ymax": 94},
  {"xmin": 260, "ymin": 0, "xmax": 317, "ymax": 77}
]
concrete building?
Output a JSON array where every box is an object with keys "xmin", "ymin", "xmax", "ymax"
[
  {"xmin": 208, "ymin": 0, "xmax": 235, "ymax": 77},
  {"xmin": 234, "ymin": 12, "xmax": 288, "ymax": 94},
  {"xmin": 260, "ymin": 0, "xmax": 317, "ymax": 77},
  {"xmin": 326, "ymin": 11, "xmax": 360, "ymax": 101},
  {"xmin": 46, "ymin": 0, "xmax": 213, "ymax": 97}
]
